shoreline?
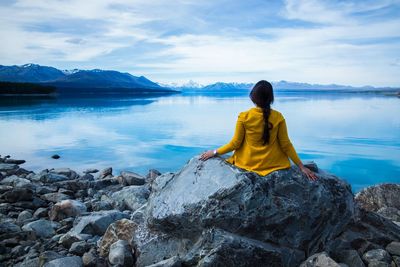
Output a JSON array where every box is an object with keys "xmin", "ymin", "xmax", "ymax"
[{"xmin": 1, "ymin": 155, "xmax": 400, "ymax": 266}]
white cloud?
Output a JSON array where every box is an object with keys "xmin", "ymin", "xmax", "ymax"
[{"xmin": 0, "ymin": 0, "xmax": 399, "ymax": 86}]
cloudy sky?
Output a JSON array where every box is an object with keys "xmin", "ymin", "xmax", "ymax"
[{"xmin": 0, "ymin": 0, "xmax": 399, "ymax": 86}]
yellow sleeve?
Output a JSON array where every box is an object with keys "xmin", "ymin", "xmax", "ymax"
[
  {"xmin": 216, "ymin": 113, "xmax": 245, "ymax": 155},
  {"xmin": 277, "ymin": 119, "xmax": 301, "ymax": 165}
]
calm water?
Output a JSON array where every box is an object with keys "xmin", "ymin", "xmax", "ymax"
[{"xmin": 0, "ymin": 92, "xmax": 399, "ymax": 192}]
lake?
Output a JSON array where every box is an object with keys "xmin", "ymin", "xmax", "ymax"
[{"xmin": 0, "ymin": 91, "xmax": 399, "ymax": 192}]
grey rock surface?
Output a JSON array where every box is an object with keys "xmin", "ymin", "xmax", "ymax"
[
  {"xmin": 120, "ymin": 171, "xmax": 146, "ymax": 185},
  {"xmin": 300, "ymin": 252, "xmax": 341, "ymax": 267},
  {"xmin": 108, "ymin": 240, "xmax": 133, "ymax": 267},
  {"xmin": 386, "ymin": 241, "xmax": 400, "ymax": 256},
  {"xmin": 67, "ymin": 210, "xmax": 129, "ymax": 236},
  {"xmin": 146, "ymin": 256, "xmax": 181, "ymax": 267},
  {"xmin": 22, "ymin": 219, "xmax": 60, "ymax": 238},
  {"xmin": 355, "ymin": 184, "xmax": 400, "ymax": 212},
  {"xmin": 111, "ymin": 185, "xmax": 150, "ymax": 211},
  {"xmin": 362, "ymin": 249, "xmax": 392, "ymax": 264},
  {"xmin": 332, "ymin": 249, "xmax": 365, "ymax": 267},
  {"xmin": 43, "ymin": 256, "xmax": 83, "ymax": 267},
  {"xmin": 148, "ymin": 157, "xmax": 355, "ymax": 255}
]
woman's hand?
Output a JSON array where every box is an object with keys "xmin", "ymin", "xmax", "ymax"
[
  {"xmin": 200, "ymin": 150, "xmax": 215, "ymax": 161},
  {"xmin": 299, "ymin": 165, "xmax": 318, "ymax": 181}
]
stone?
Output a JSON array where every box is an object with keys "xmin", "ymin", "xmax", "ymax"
[
  {"xmin": 146, "ymin": 256, "xmax": 181, "ymax": 267},
  {"xmin": 22, "ymin": 219, "xmax": 60, "ymax": 238},
  {"xmin": 362, "ymin": 249, "xmax": 392, "ymax": 264},
  {"xmin": 40, "ymin": 172, "xmax": 70, "ymax": 183},
  {"xmin": 99, "ymin": 219, "xmax": 137, "ymax": 257},
  {"xmin": 0, "ymin": 221, "xmax": 21, "ymax": 234},
  {"xmin": 83, "ymin": 168, "xmax": 98, "ymax": 174},
  {"xmin": 0, "ymin": 163, "xmax": 18, "ymax": 171},
  {"xmin": 0, "ymin": 175, "xmax": 31, "ymax": 187},
  {"xmin": 88, "ymin": 178, "xmax": 119, "ymax": 190},
  {"xmin": 300, "ymin": 252, "xmax": 341, "ymax": 267},
  {"xmin": 39, "ymin": 251, "xmax": 64, "ymax": 266},
  {"xmin": 386, "ymin": 242, "xmax": 400, "ymax": 256},
  {"xmin": 67, "ymin": 210, "xmax": 129, "ymax": 236},
  {"xmin": 33, "ymin": 207, "xmax": 49, "ymax": 218},
  {"xmin": 120, "ymin": 171, "xmax": 146, "ymax": 185},
  {"xmin": 44, "ymin": 256, "xmax": 83, "ymax": 267},
  {"xmin": 182, "ymin": 228, "xmax": 304, "ymax": 267},
  {"xmin": 35, "ymin": 186, "xmax": 57, "ymax": 195},
  {"xmin": 393, "ymin": 256, "xmax": 400, "ymax": 267},
  {"xmin": 15, "ymin": 257, "xmax": 40, "ymax": 267},
  {"xmin": 41, "ymin": 192, "xmax": 71, "ymax": 203},
  {"xmin": 49, "ymin": 200, "xmax": 87, "ymax": 221},
  {"xmin": 111, "ymin": 185, "xmax": 150, "ymax": 211},
  {"xmin": 377, "ymin": 207, "xmax": 400, "ymax": 222},
  {"xmin": 146, "ymin": 169, "xmax": 161, "ymax": 184},
  {"xmin": 51, "ymin": 168, "xmax": 78, "ymax": 179},
  {"xmin": 4, "ymin": 158, "xmax": 26, "ymax": 164},
  {"xmin": 332, "ymin": 250, "xmax": 365, "ymax": 267},
  {"xmin": 108, "ymin": 240, "xmax": 133, "ymax": 267},
  {"xmin": 148, "ymin": 157, "xmax": 355, "ymax": 254},
  {"xmin": 98, "ymin": 167, "xmax": 112, "ymax": 179},
  {"xmin": 17, "ymin": 210, "xmax": 33, "ymax": 222},
  {"xmin": 82, "ymin": 248, "xmax": 103, "ymax": 266},
  {"xmin": 1, "ymin": 188, "xmax": 33, "ymax": 202},
  {"xmin": 132, "ymin": 223, "xmax": 192, "ymax": 267},
  {"xmin": 69, "ymin": 241, "xmax": 90, "ymax": 256},
  {"xmin": 355, "ymin": 184, "xmax": 400, "ymax": 212}
]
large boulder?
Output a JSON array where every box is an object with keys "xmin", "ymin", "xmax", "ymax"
[{"xmin": 147, "ymin": 157, "xmax": 355, "ymax": 256}]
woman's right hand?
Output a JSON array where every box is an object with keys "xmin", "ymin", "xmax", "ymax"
[{"xmin": 299, "ymin": 165, "xmax": 318, "ymax": 181}]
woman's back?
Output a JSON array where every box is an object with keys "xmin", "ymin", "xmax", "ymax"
[{"xmin": 217, "ymin": 107, "xmax": 301, "ymax": 176}]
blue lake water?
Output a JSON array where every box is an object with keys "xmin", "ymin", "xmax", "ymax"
[{"xmin": 0, "ymin": 92, "xmax": 399, "ymax": 192}]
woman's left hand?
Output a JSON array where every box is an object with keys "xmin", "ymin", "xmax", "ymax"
[{"xmin": 200, "ymin": 150, "xmax": 215, "ymax": 161}]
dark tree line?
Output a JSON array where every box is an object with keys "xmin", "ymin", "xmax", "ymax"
[{"xmin": 0, "ymin": 81, "xmax": 56, "ymax": 94}]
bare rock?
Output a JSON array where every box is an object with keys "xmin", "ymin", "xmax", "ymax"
[
  {"xmin": 43, "ymin": 256, "xmax": 83, "ymax": 267},
  {"xmin": 111, "ymin": 185, "xmax": 150, "ymax": 211},
  {"xmin": 120, "ymin": 171, "xmax": 146, "ymax": 186},
  {"xmin": 146, "ymin": 256, "xmax": 181, "ymax": 267},
  {"xmin": 386, "ymin": 241, "xmax": 400, "ymax": 256},
  {"xmin": 99, "ymin": 218, "xmax": 137, "ymax": 257},
  {"xmin": 362, "ymin": 249, "xmax": 392, "ymax": 265},
  {"xmin": 300, "ymin": 252, "xmax": 341, "ymax": 267},
  {"xmin": 108, "ymin": 240, "xmax": 134, "ymax": 267},
  {"xmin": 49, "ymin": 200, "xmax": 87, "ymax": 221},
  {"xmin": 355, "ymin": 184, "xmax": 400, "ymax": 212},
  {"xmin": 22, "ymin": 219, "xmax": 60, "ymax": 238},
  {"xmin": 67, "ymin": 210, "xmax": 129, "ymax": 236}
]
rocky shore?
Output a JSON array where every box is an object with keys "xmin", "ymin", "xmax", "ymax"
[{"xmin": 0, "ymin": 155, "xmax": 399, "ymax": 267}]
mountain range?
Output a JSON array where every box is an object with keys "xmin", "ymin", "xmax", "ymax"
[
  {"xmin": 0, "ymin": 64, "xmax": 173, "ymax": 95},
  {"xmin": 170, "ymin": 81, "xmax": 397, "ymax": 92},
  {"xmin": 0, "ymin": 64, "xmax": 397, "ymax": 95}
]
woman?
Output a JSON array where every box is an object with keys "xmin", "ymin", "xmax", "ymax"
[{"xmin": 200, "ymin": 80, "xmax": 317, "ymax": 181}]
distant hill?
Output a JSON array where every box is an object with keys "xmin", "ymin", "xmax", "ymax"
[
  {"xmin": 0, "ymin": 64, "xmax": 65, "ymax": 83},
  {"xmin": 173, "ymin": 81, "xmax": 397, "ymax": 92},
  {"xmin": 0, "ymin": 64, "xmax": 175, "ymax": 95}
]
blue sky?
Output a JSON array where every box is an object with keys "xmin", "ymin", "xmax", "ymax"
[{"xmin": 0, "ymin": 0, "xmax": 399, "ymax": 86}]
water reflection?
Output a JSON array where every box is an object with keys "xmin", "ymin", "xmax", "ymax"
[{"xmin": 0, "ymin": 93, "xmax": 399, "ymax": 192}]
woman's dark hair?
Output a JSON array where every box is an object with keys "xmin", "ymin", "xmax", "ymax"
[{"xmin": 250, "ymin": 80, "xmax": 274, "ymax": 144}]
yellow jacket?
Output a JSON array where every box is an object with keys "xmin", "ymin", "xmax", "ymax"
[{"xmin": 217, "ymin": 107, "xmax": 301, "ymax": 176}]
